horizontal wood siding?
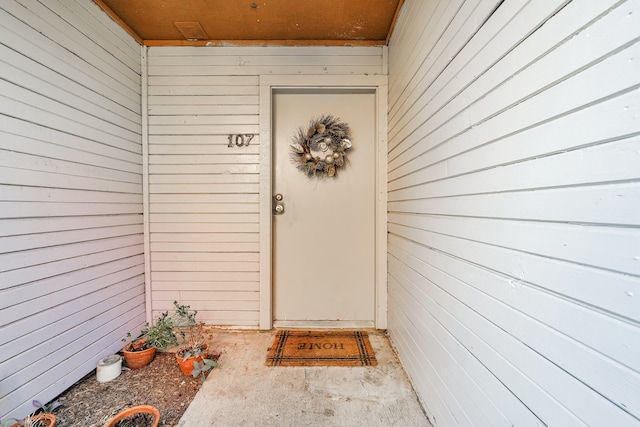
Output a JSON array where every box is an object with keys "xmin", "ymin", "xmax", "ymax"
[
  {"xmin": 147, "ymin": 46, "xmax": 384, "ymax": 326},
  {"xmin": 387, "ymin": 0, "xmax": 640, "ymax": 426},
  {"xmin": 0, "ymin": 0, "xmax": 142, "ymax": 419}
]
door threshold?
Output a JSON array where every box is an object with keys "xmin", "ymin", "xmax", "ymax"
[{"xmin": 273, "ymin": 320, "xmax": 375, "ymax": 329}]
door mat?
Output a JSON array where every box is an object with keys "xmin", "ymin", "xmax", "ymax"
[{"xmin": 266, "ymin": 330, "xmax": 377, "ymax": 367}]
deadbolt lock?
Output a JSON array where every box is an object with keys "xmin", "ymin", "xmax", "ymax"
[{"xmin": 273, "ymin": 194, "xmax": 285, "ymax": 214}]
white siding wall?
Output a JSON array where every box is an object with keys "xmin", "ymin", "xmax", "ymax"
[
  {"xmin": 147, "ymin": 46, "xmax": 384, "ymax": 326},
  {"xmin": 0, "ymin": 0, "xmax": 142, "ymax": 419},
  {"xmin": 387, "ymin": 1, "xmax": 640, "ymax": 426}
]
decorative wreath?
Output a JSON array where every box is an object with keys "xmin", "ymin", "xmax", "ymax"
[{"xmin": 290, "ymin": 114, "xmax": 353, "ymax": 177}]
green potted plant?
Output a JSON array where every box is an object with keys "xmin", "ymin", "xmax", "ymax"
[
  {"xmin": 121, "ymin": 334, "xmax": 156, "ymax": 370},
  {"xmin": 121, "ymin": 301, "xmax": 200, "ymax": 369},
  {"xmin": 175, "ymin": 322, "xmax": 217, "ymax": 378},
  {"xmin": 170, "ymin": 302, "xmax": 219, "ymax": 380},
  {"xmin": 122, "ymin": 309, "xmax": 178, "ymax": 369}
]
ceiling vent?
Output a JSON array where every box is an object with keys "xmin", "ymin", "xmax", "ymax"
[{"xmin": 173, "ymin": 21, "xmax": 209, "ymax": 40}]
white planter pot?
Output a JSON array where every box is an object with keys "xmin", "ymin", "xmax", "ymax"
[{"xmin": 97, "ymin": 354, "xmax": 122, "ymax": 383}]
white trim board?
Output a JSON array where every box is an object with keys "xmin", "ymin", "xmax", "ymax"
[
  {"xmin": 141, "ymin": 46, "xmax": 152, "ymax": 324},
  {"xmin": 258, "ymin": 75, "xmax": 388, "ymax": 330}
]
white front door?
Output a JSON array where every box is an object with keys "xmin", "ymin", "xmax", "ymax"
[{"xmin": 272, "ymin": 89, "xmax": 376, "ymax": 328}]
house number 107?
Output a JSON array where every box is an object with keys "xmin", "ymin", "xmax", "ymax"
[{"xmin": 228, "ymin": 134, "xmax": 254, "ymax": 147}]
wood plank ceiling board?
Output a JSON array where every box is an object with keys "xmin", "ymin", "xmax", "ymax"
[{"xmin": 94, "ymin": 0, "xmax": 405, "ymax": 46}]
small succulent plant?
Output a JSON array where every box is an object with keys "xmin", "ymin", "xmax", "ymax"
[{"xmin": 190, "ymin": 358, "xmax": 218, "ymax": 382}]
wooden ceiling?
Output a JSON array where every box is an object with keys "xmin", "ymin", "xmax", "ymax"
[{"xmin": 94, "ymin": 0, "xmax": 405, "ymax": 46}]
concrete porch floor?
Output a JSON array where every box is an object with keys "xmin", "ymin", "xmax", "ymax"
[{"xmin": 178, "ymin": 330, "xmax": 431, "ymax": 427}]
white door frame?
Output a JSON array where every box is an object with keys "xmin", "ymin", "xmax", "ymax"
[{"xmin": 258, "ymin": 75, "xmax": 388, "ymax": 330}]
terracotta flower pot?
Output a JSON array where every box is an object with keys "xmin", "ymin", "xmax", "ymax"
[
  {"xmin": 105, "ymin": 405, "xmax": 159, "ymax": 427},
  {"xmin": 37, "ymin": 414, "xmax": 56, "ymax": 426},
  {"xmin": 175, "ymin": 344, "xmax": 208, "ymax": 375},
  {"xmin": 122, "ymin": 341, "xmax": 156, "ymax": 369},
  {"xmin": 9, "ymin": 414, "xmax": 56, "ymax": 427}
]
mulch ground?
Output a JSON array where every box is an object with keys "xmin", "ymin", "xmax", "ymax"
[{"xmin": 53, "ymin": 352, "xmax": 203, "ymax": 426}]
